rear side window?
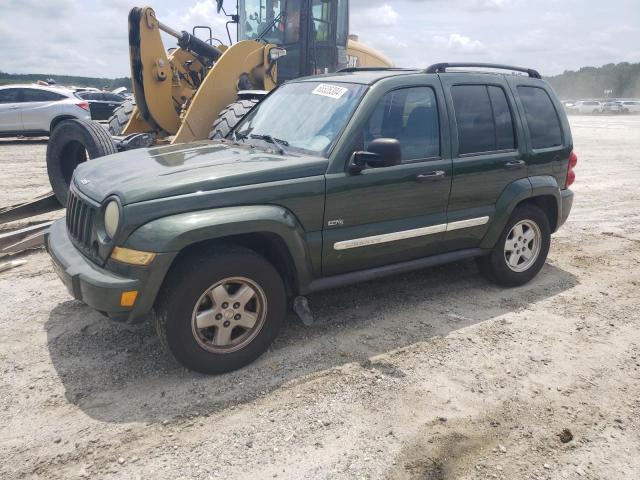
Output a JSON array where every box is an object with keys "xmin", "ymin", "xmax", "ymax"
[
  {"xmin": 0, "ymin": 88, "xmax": 21, "ymax": 103},
  {"xmin": 22, "ymin": 89, "xmax": 65, "ymax": 102},
  {"xmin": 451, "ymin": 85, "xmax": 516, "ymax": 155},
  {"xmin": 517, "ymin": 86, "xmax": 562, "ymax": 149}
]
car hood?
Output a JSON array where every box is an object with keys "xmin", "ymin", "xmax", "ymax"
[{"xmin": 74, "ymin": 141, "xmax": 329, "ymax": 204}]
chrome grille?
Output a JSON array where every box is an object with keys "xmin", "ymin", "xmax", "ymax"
[{"xmin": 66, "ymin": 189, "xmax": 98, "ymax": 258}]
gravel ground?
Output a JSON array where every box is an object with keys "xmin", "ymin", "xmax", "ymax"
[{"xmin": 0, "ymin": 116, "xmax": 639, "ymax": 479}]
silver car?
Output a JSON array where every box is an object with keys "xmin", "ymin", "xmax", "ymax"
[
  {"xmin": 601, "ymin": 100, "xmax": 624, "ymax": 114},
  {"xmin": 0, "ymin": 84, "xmax": 91, "ymax": 137},
  {"xmin": 566, "ymin": 100, "xmax": 602, "ymax": 114},
  {"xmin": 619, "ymin": 100, "xmax": 640, "ymax": 114}
]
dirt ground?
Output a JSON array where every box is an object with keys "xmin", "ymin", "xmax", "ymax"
[{"xmin": 0, "ymin": 115, "xmax": 639, "ymax": 480}]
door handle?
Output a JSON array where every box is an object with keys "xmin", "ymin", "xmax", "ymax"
[
  {"xmin": 8, "ymin": 106, "xmax": 19, "ymax": 110},
  {"xmin": 504, "ymin": 160, "xmax": 526, "ymax": 170},
  {"xmin": 416, "ymin": 170, "xmax": 446, "ymax": 182}
]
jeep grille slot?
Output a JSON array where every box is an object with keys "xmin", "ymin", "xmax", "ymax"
[{"xmin": 66, "ymin": 190, "xmax": 97, "ymax": 258}]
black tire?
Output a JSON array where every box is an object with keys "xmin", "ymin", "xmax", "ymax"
[
  {"xmin": 107, "ymin": 100, "xmax": 135, "ymax": 136},
  {"xmin": 208, "ymin": 99, "xmax": 259, "ymax": 140},
  {"xmin": 46, "ymin": 119, "xmax": 117, "ymax": 206},
  {"xmin": 476, "ymin": 204, "xmax": 551, "ymax": 287},
  {"xmin": 152, "ymin": 245, "xmax": 286, "ymax": 374}
]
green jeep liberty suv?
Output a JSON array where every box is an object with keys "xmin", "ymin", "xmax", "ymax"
[{"xmin": 46, "ymin": 63, "xmax": 576, "ymax": 374}]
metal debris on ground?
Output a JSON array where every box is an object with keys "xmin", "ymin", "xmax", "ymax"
[
  {"xmin": 0, "ymin": 259, "xmax": 27, "ymax": 273},
  {"xmin": 0, "ymin": 221, "xmax": 53, "ymax": 255},
  {"xmin": 0, "ymin": 192, "xmax": 60, "ymax": 225}
]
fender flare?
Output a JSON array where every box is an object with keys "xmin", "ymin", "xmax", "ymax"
[
  {"xmin": 124, "ymin": 204, "xmax": 314, "ymax": 290},
  {"xmin": 480, "ymin": 176, "xmax": 561, "ymax": 249}
]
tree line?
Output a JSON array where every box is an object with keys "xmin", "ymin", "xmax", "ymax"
[
  {"xmin": 2, "ymin": 62, "xmax": 639, "ymax": 100},
  {"xmin": 546, "ymin": 62, "xmax": 640, "ymax": 100},
  {"xmin": 0, "ymin": 71, "xmax": 131, "ymax": 91}
]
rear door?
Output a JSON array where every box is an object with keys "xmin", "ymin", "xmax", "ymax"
[
  {"xmin": 93, "ymin": 93, "xmax": 110, "ymax": 120},
  {"xmin": 322, "ymin": 78, "xmax": 452, "ymax": 276},
  {"xmin": 0, "ymin": 88, "xmax": 23, "ymax": 132},
  {"xmin": 21, "ymin": 88, "xmax": 66, "ymax": 131},
  {"xmin": 507, "ymin": 77, "xmax": 571, "ymax": 187},
  {"xmin": 101, "ymin": 93, "xmax": 125, "ymax": 120},
  {"xmin": 439, "ymin": 74, "xmax": 526, "ymax": 250}
]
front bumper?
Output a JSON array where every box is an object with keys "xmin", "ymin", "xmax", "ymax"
[{"xmin": 45, "ymin": 219, "xmax": 173, "ymax": 322}]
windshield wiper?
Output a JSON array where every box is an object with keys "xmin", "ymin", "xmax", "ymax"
[
  {"xmin": 231, "ymin": 130, "xmax": 248, "ymax": 144},
  {"xmin": 250, "ymin": 134, "xmax": 289, "ymax": 154}
]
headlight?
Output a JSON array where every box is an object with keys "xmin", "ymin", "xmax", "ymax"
[
  {"xmin": 269, "ymin": 47, "xmax": 287, "ymax": 62},
  {"xmin": 104, "ymin": 200, "xmax": 120, "ymax": 239}
]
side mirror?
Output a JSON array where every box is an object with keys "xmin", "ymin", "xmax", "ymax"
[
  {"xmin": 349, "ymin": 138, "xmax": 402, "ymax": 173},
  {"xmin": 216, "ymin": 0, "xmax": 224, "ymax": 13}
]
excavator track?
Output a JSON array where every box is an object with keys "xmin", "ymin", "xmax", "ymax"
[{"xmin": 0, "ymin": 192, "xmax": 62, "ymax": 256}]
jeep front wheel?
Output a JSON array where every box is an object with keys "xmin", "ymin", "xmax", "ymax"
[
  {"xmin": 477, "ymin": 204, "xmax": 551, "ymax": 287},
  {"xmin": 153, "ymin": 245, "xmax": 286, "ymax": 374}
]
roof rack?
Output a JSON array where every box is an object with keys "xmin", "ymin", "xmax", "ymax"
[
  {"xmin": 425, "ymin": 63, "xmax": 541, "ymax": 79},
  {"xmin": 337, "ymin": 67, "xmax": 418, "ymax": 73}
]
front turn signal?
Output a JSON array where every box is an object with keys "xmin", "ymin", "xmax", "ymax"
[
  {"xmin": 120, "ymin": 290, "xmax": 138, "ymax": 307},
  {"xmin": 111, "ymin": 247, "xmax": 156, "ymax": 266}
]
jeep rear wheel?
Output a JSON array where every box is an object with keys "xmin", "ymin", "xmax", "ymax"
[
  {"xmin": 477, "ymin": 204, "xmax": 551, "ymax": 287},
  {"xmin": 153, "ymin": 245, "xmax": 286, "ymax": 374}
]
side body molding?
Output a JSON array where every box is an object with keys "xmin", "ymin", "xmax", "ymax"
[
  {"xmin": 125, "ymin": 205, "xmax": 314, "ymax": 290},
  {"xmin": 480, "ymin": 176, "xmax": 562, "ymax": 249}
]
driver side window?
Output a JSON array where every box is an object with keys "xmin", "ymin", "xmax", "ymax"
[{"xmin": 363, "ymin": 87, "xmax": 440, "ymax": 162}]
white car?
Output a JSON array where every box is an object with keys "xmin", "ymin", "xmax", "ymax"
[
  {"xmin": 566, "ymin": 100, "xmax": 602, "ymax": 115},
  {"xmin": 601, "ymin": 100, "xmax": 624, "ymax": 114},
  {"xmin": 619, "ymin": 100, "xmax": 640, "ymax": 114},
  {"xmin": 0, "ymin": 84, "xmax": 91, "ymax": 137}
]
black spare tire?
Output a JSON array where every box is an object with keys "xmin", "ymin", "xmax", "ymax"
[{"xmin": 47, "ymin": 119, "xmax": 117, "ymax": 206}]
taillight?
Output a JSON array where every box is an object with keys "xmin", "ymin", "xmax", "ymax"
[
  {"xmin": 76, "ymin": 101, "xmax": 90, "ymax": 111},
  {"xmin": 566, "ymin": 150, "xmax": 577, "ymax": 188}
]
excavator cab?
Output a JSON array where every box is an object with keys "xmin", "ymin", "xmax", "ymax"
[{"xmin": 235, "ymin": 0, "xmax": 349, "ymax": 81}]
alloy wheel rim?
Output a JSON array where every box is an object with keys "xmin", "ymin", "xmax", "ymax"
[
  {"xmin": 504, "ymin": 219, "xmax": 541, "ymax": 273},
  {"xmin": 191, "ymin": 276, "xmax": 267, "ymax": 354}
]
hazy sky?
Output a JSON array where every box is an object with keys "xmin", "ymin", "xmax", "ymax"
[{"xmin": 1, "ymin": 0, "xmax": 638, "ymax": 78}]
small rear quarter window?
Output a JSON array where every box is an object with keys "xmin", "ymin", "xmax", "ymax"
[{"xmin": 517, "ymin": 86, "xmax": 562, "ymax": 149}]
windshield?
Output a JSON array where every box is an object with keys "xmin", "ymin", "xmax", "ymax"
[
  {"xmin": 238, "ymin": 0, "xmax": 301, "ymax": 44},
  {"xmin": 233, "ymin": 81, "xmax": 367, "ymax": 156}
]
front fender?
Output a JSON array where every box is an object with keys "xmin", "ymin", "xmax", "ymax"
[
  {"xmin": 480, "ymin": 176, "xmax": 562, "ymax": 249},
  {"xmin": 124, "ymin": 204, "xmax": 314, "ymax": 290}
]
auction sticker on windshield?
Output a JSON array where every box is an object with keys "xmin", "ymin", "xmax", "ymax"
[{"xmin": 312, "ymin": 84, "xmax": 348, "ymax": 99}]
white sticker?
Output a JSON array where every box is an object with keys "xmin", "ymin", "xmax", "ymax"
[{"xmin": 312, "ymin": 83, "xmax": 348, "ymax": 99}]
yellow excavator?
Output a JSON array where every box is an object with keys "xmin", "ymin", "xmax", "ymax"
[{"xmin": 46, "ymin": 0, "xmax": 393, "ymax": 204}]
